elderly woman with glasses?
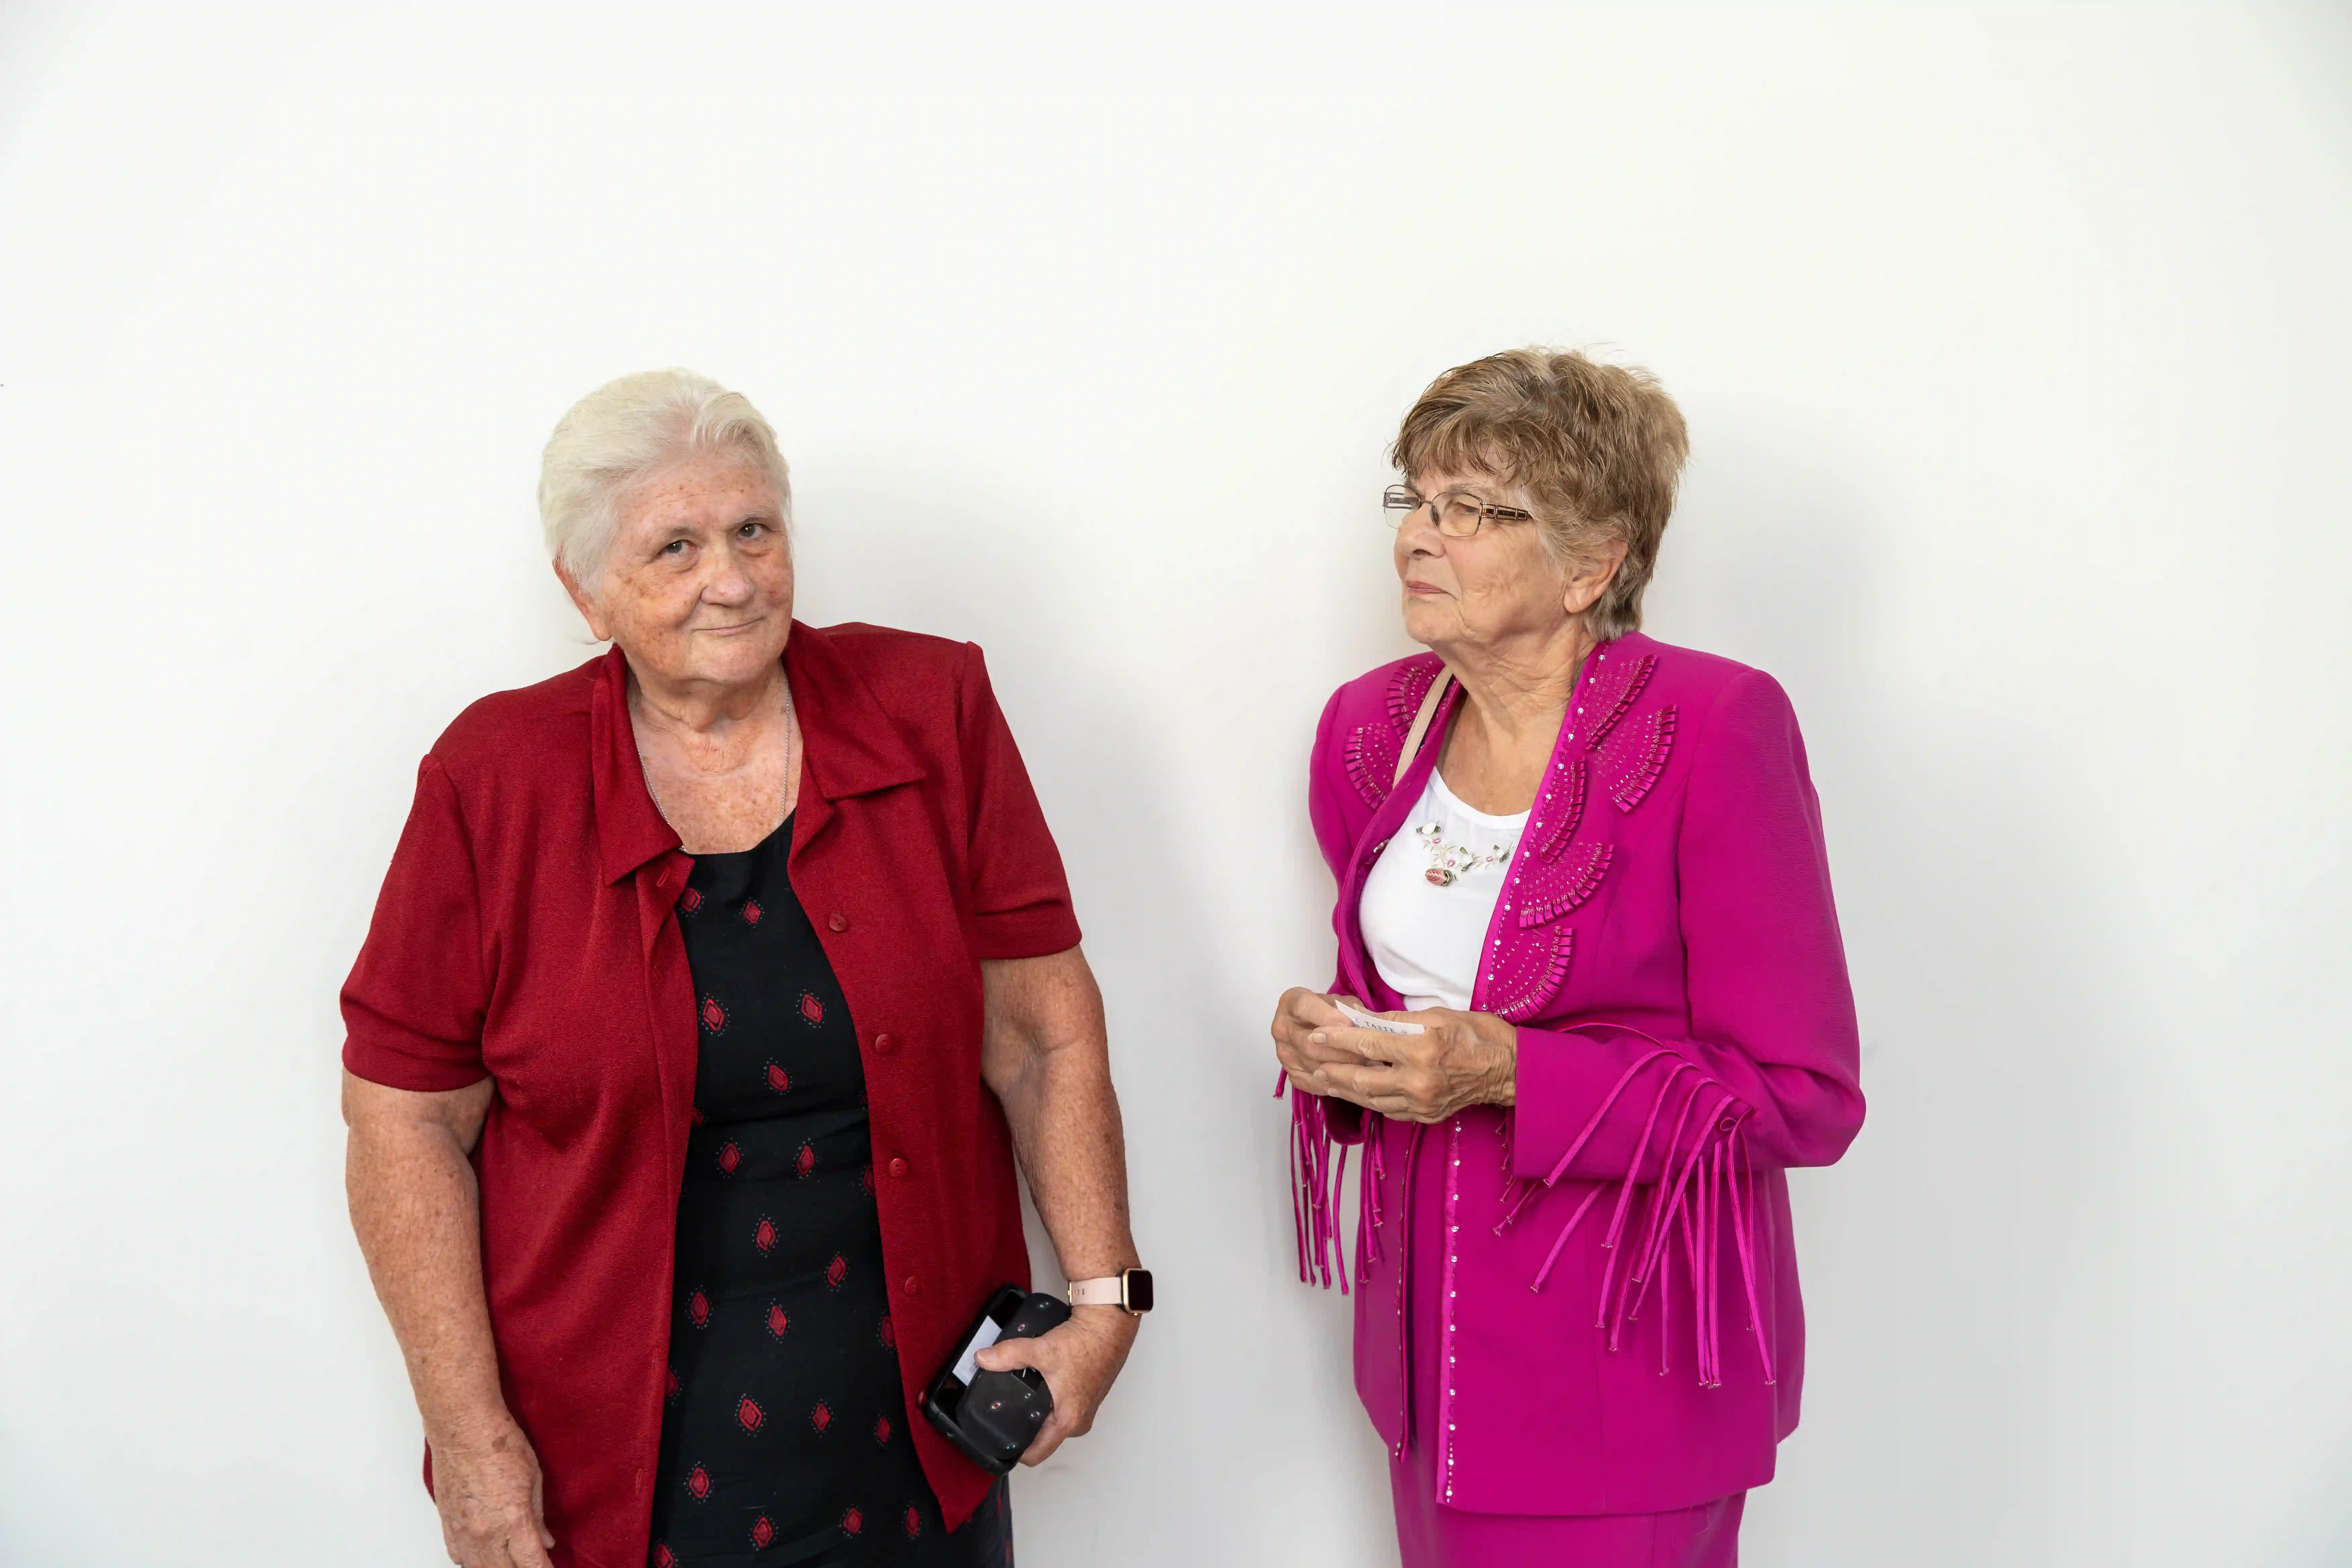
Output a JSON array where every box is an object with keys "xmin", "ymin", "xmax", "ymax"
[
  {"xmin": 341, "ymin": 370, "xmax": 1150, "ymax": 1568},
  {"xmin": 1271, "ymin": 348, "xmax": 1864, "ymax": 1567}
]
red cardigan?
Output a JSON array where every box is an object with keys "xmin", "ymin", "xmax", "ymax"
[{"xmin": 342, "ymin": 622, "xmax": 1081, "ymax": 1568}]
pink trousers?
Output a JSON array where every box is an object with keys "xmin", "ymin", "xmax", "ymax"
[{"xmin": 1389, "ymin": 1456, "xmax": 1743, "ymax": 1568}]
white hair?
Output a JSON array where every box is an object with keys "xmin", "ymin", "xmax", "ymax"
[{"xmin": 538, "ymin": 369, "xmax": 792, "ymax": 587}]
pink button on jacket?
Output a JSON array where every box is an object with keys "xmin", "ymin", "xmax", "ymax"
[{"xmin": 1286, "ymin": 635, "xmax": 1864, "ymax": 1515}]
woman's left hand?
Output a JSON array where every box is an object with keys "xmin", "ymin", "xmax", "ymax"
[
  {"xmin": 972, "ymin": 1305, "xmax": 1139, "ymax": 1465},
  {"xmin": 1303, "ymin": 1004, "xmax": 1519, "ymax": 1123}
]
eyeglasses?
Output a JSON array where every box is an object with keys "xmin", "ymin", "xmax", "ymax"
[{"xmin": 1383, "ymin": 484, "xmax": 1535, "ymax": 538}]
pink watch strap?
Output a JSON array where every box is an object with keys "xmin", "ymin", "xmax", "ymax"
[{"xmin": 1066, "ymin": 1276, "xmax": 1125, "ymax": 1307}]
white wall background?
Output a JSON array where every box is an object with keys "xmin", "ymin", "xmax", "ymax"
[{"xmin": 3, "ymin": 4, "xmax": 2348, "ymax": 1564}]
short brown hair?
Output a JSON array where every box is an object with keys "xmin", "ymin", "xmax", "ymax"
[{"xmin": 1391, "ymin": 347, "xmax": 1688, "ymax": 641}]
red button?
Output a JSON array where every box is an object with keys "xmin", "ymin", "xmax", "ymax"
[
  {"xmin": 874, "ymin": 1032, "xmax": 896, "ymax": 1055},
  {"xmin": 903, "ymin": 1276, "xmax": 921, "ymax": 1297},
  {"xmin": 888, "ymin": 1158, "xmax": 909, "ymax": 1178},
  {"xmin": 828, "ymin": 913, "xmax": 849, "ymax": 932}
]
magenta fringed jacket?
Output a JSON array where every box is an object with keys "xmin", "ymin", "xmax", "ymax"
[{"xmin": 1285, "ymin": 634, "xmax": 1865, "ymax": 1515}]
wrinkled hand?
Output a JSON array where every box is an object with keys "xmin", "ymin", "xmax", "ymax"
[
  {"xmin": 971, "ymin": 1305, "xmax": 1137, "ymax": 1464},
  {"xmin": 1275, "ymin": 990, "xmax": 1517, "ymax": 1123},
  {"xmin": 1270, "ymin": 987, "xmax": 1370, "ymax": 1094},
  {"xmin": 429, "ymin": 1414, "xmax": 555, "ymax": 1568}
]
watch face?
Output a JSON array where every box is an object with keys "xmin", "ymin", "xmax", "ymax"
[{"xmin": 1124, "ymin": 1269, "xmax": 1154, "ymax": 1313}]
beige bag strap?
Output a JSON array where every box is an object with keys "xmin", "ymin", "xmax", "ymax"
[{"xmin": 1392, "ymin": 670, "xmax": 1455, "ymax": 789}]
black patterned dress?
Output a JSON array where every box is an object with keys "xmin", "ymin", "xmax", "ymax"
[{"xmin": 647, "ymin": 815, "xmax": 1013, "ymax": 1568}]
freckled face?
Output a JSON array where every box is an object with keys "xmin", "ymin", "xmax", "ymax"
[
  {"xmin": 1393, "ymin": 469, "xmax": 1571, "ymax": 652},
  {"xmin": 573, "ymin": 451, "xmax": 793, "ymax": 694}
]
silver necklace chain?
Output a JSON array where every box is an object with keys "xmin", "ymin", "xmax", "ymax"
[{"xmin": 631, "ymin": 675, "xmax": 798, "ymax": 835}]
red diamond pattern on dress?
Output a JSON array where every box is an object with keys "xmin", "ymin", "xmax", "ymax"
[
  {"xmin": 658, "ymin": 807, "xmax": 943, "ymax": 1561},
  {"xmin": 653, "ymin": 1544, "xmax": 676, "ymax": 1568},
  {"xmin": 688, "ymin": 1104, "xmax": 705, "ymax": 1127},
  {"xmin": 678, "ymin": 886, "xmax": 702, "ymax": 915}
]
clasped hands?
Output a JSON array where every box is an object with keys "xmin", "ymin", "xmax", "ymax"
[{"xmin": 1269, "ymin": 987, "xmax": 1518, "ymax": 1122}]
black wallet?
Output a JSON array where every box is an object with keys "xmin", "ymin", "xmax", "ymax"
[{"xmin": 920, "ymin": 1286, "xmax": 1071, "ymax": 1474}]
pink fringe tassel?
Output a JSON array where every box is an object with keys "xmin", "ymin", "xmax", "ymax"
[{"xmin": 1284, "ymin": 1040, "xmax": 1779, "ymax": 1395}]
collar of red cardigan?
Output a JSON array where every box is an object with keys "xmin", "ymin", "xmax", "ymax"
[{"xmin": 589, "ymin": 620, "xmax": 929, "ymax": 884}]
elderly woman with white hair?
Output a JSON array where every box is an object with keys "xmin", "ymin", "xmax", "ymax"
[{"xmin": 341, "ymin": 371, "xmax": 1150, "ymax": 1568}]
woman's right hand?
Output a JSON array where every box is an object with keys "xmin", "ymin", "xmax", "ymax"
[
  {"xmin": 345, "ymin": 1072, "xmax": 544, "ymax": 1564},
  {"xmin": 1270, "ymin": 987, "xmax": 1366, "ymax": 1096},
  {"xmin": 428, "ymin": 1413, "xmax": 555, "ymax": 1568}
]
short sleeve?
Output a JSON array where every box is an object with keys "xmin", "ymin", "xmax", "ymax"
[
  {"xmin": 340, "ymin": 754, "xmax": 493, "ymax": 1091},
  {"xmin": 956, "ymin": 642, "xmax": 1083, "ymax": 961}
]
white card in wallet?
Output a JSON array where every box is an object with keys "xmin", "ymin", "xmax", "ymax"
[{"xmin": 1334, "ymin": 998, "xmax": 1424, "ymax": 1035}]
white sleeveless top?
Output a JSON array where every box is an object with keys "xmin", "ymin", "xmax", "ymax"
[{"xmin": 1358, "ymin": 768, "xmax": 1529, "ymax": 1013}]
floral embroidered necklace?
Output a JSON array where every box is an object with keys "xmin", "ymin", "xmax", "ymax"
[{"xmin": 1414, "ymin": 821, "xmax": 1512, "ymax": 888}]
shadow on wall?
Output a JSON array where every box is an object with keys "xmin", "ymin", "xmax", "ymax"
[{"xmin": 1655, "ymin": 424, "xmax": 2131, "ymax": 1566}]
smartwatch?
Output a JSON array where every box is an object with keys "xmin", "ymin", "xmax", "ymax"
[{"xmin": 1065, "ymin": 1267, "xmax": 1154, "ymax": 1316}]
